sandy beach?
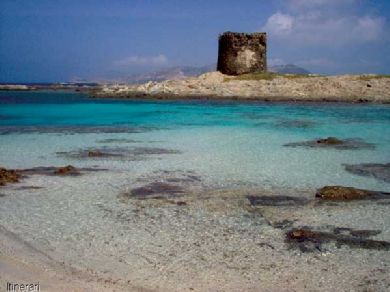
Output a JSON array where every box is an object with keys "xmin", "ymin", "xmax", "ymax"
[{"xmin": 1, "ymin": 179, "xmax": 390, "ymax": 291}]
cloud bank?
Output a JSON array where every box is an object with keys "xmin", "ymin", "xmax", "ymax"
[
  {"xmin": 262, "ymin": 0, "xmax": 388, "ymax": 73},
  {"xmin": 263, "ymin": 1, "xmax": 386, "ymax": 46}
]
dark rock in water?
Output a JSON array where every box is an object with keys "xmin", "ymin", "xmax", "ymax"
[
  {"xmin": 54, "ymin": 165, "xmax": 79, "ymax": 175},
  {"xmin": 316, "ymin": 137, "xmax": 343, "ymax": 145},
  {"xmin": 58, "ymin": 149, "xmax": 124, "ymax": 159},
  {"xmin": 247, "ymin": 195, "xmax": 309, "ymax": 206},
  {"xmin": 20, "ymin": 166, "xmax": 104, "ymax": 177},
  {"xmin": 1, "ymin": 165, "xmax": 104, "ymax": 185},
  {"xmin": 127, "ymin": 182, "xmax": 185, "ymax": 199},
  {"xmin": 286, "ymin": 228, "xmax": 390, "ymax": 252},
  {"xmin": 344, "ymin": 163, "xmax": 390, "ymax": 183},
  {"xmin": 0, "ymin": 167, "xmax": 20, "ymax": 186},
  {"xmin": 287, "ymin": 229, "xmax": 317, "ymax": 241},
  {"xmin": 284, "ymin": 137, "xmax": 375, "ymax": 150},
  {"xmin": 88, "ymin": 150, "xmax": 104, "ymax": 157},
  {"xmin": 58, "ymin": 147, "xmax": 181, "ymax": 160},
  {"xmin": 315, "ymin": 186, "xmax": 390, "ymax": 201}
]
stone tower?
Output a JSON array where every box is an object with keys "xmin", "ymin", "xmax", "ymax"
[{"xmin": 217, "ymin": 32, "xmax": 267, "ymax": 75}]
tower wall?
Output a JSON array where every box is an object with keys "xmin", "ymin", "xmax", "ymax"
[{"xmin": 217, "ymin": 32, "xmax": 267, "ymax": 75}]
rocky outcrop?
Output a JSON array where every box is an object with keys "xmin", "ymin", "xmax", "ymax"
[
  {"xmin": 0, "ymin": 167, "xmax": 20, "ymax": 186},
  {"xmin": 90, "ymin": 72, "xmax": 390, "ymax": 103},
  {"xmin": 316, "ymin": 137, "xmax": 343, "ymax": 145},
  {"xmin": 217, "ymin": 32, "xmax": 267, "ymax": 75},
  {"xmin": 15, "ymin": 166, "xmax": 104, "ymax": 177},
  {"xmin": 284, "ymin": 137, "xmax": 375, "ymax": 150},
  {"xmin": 54, "ymin": 165, "xmax": 79, "ymax": 175},
  {"xmin": 247, "ymin": 195, "xmax": 309, "ymax": 206},
  {"xmin": 315, "ymin": 186, "xmax": 389, "ymax": 201},
  {"xmin": 127, "ymin": 182, "xmax": 185, "ymax": 199},
  {"xmin": 286, "ymin": 228, "xmax": 390, "ymax": 252}
]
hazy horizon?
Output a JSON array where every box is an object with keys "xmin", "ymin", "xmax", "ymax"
[{"xmin": 1, "ymin": 0, "xmax": 389, "ymax": 83}]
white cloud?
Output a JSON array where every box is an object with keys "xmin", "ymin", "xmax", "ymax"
[
  {"xmin": 356, "ymin": 16, "xmax": 386, "ymax": 41},
  {"xmin": 113, "ymin": 54, "xmax": 168, "ymax": 66},
  {"xmin": 264, "ymin": 13, "xmax": 294, "ymax": 35},
  {"xmin": 263, "ymin": 10, "xmax": 386, "ymax": 46}
]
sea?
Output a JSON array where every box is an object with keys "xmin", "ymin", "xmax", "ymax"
[{"xmin": 1, "ymin": 90, "xmax": 389, "ymax": 192}]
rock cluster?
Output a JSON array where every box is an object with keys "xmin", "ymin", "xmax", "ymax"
[
  {"xmin": 284, "ymin": 137, "xmax": 375, "ymax": 150},
  {"xmin": 316, "ymin": 186, "xmax": 380, "ymax": 201},
  {"xmin": 54, "ymin": 165, "xmax": 79, "ymax": 175},
  {"xmin": 0, "ymin": 167, "xmax": 20, "ymax": 186}
]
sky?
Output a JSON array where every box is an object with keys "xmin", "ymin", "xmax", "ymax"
[{"xmin": 0, "ymin": 0, "xmax": 389, "ymax": 82}]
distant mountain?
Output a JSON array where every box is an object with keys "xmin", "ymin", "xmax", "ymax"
[
  {"xmin": 111, "ymin": 63, "xmax": 309, "ymax": 84},
  {"xmin": 123, "ymin": 65, "xmax": 216, "ymax": 84},
  {"xmin": 268, "ymin": 64, "xmax": 310, "ymax": 75}
]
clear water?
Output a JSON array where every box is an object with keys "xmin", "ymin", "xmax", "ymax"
[{"xmin": 1, "ymin": 90, "xmax": 389, "ymax": 192}]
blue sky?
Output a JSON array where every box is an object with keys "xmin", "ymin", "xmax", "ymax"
[{"xmin": 1, "ymin": 0, "xmax": 389, "ymax": 82}]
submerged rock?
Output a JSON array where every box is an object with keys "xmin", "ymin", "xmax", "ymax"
[
  {"xmin": 315, "ymin": 186, "xmax": 389, "ymax": 201},
  {"xmin": 20, "ymin": 166, "xmax": 103, "ymax": 176},
  {"xmin": 344, "ymin": 163, "xmax": 390, "ymax": 183},
  {"xmin": 286, "ymin": 228, "xmax": 390, "ymax": 252},
  {"xmin": 57, "ymin": 147, "xmax": 181, "ymax": 160},
  {"xmin": 284, "ymin": 137, "xmax": 375, "ymax": 150},
  {"xmin": 54, "ymin": 165, "xmax": 79, "ymax": 175},
  {"xmin": 316, "ymin": 137, "xmax": 343, "ymax": 145},
  {"xmin": 126, "ymin": 182, "xmax": 185, "ymax": 199},
  {"xmin": 87, "ymin": 150, "xmax": 104, "ymax": 157},
  {"xmin": 287, "ymin": 229, "xmax": 317, "ymax": 241},
  {"xmin": 1, "ymin": 165, "xmax": 103, "ymax": 186},
  {"xmin": 0, "ymin": 167, "xmax": 20, "ymax": 186},
  {"xmin": 247, "ymin": 195, "xmax": 309, "ymax": 206}
]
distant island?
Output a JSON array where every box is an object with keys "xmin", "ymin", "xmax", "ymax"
[{"xmin": 90, "ymin": 71, "xmax": 390, "ymax": 103}]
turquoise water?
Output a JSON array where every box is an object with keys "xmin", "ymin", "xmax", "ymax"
[{"xmin": 1, "ymin": 90, "xmax": 390, "ymax": 191}]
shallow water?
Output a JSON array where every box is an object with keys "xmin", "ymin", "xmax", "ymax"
[
  {"xmin": 0, "ymin": 90, "xmax": 389, "ymax": 191},
  {"xmin": 1, "ymin": 90, "xmax": 390, "ymax": 291}
]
